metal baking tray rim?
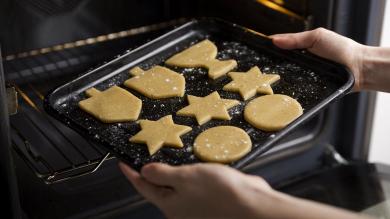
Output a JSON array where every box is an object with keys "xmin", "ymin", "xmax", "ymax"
[{"xmin": 44, "ymin": 18, "xmax": 354, "ymax": 170}]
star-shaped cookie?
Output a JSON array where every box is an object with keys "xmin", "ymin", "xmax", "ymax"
[
  {"xmin": 223, "ymin": 66, "xmax": 280, "ymax": 100},
  {"xmin": 177, "ymin": 91, "xmax": 240, "ymax": 125},
  {"xmin": 130, "ymin": 115, "xmax": 192, "ymax": 155}
]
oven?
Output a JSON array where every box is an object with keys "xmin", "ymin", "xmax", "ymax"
[{"xmin": 1, "ymin": 0, "xmax": 389, "ymax": 218}]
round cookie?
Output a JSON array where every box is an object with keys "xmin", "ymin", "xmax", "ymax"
[
  {"xmin": 244, "ymin": 94, "xmax": 303, "ymax": 131},
  {"xmin": 194, "ymin": 126, "xmax": 252, "ymax": 163}
]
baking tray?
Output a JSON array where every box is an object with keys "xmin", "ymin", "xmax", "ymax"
[{"xmin": 44, "ymin": 18, "xmax": 354, "ymax": 170}]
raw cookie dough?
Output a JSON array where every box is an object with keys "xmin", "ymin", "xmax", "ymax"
[
  {"xmin": 78, "ymin": 86, "xmax": 142, "ymax": 123},
  {"xmin": 130, "ymin": 115, "xmax": 192, "ymax": 155},
  {"xmin": 223, "ymin": 66, "xmax": 280, "ymax": 100},
  {"xmin": 124, "ymin": 66, "xmax": 185, "ymax": 99},
  {"xmin": 194, "ymin": 126, "xmax": 252, "ymax": 163},
  {"xmin": 244, "ymin": 94, "xmax": 303, "ymax": 131},
  {"xmin": 177, "ymin": 91, "xmax": 240, "ymax": 125},
  {"xmin": 165, "ymin": 39, "xmax": 237, "ymax": 79}
]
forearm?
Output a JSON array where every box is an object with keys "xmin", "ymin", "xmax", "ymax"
[
  {"xmin": 248, "ymin": 190, "xmax": 373, "ymax": 219},
  {"xmin": 361, "ymin": 46, "xmax": 390, "ymax": 92}
]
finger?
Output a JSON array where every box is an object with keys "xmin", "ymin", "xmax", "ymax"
[
  {"xmin": 270, "ymin": 30, "xmax": 319, "ymax": 50},
  {"xmin": 141, "ymin": 163, "xmax": 184, "ymax": 187},
  {"xmin": 119, "ymin": 162, "xmax": 140, "ymax": 181},
  {"xmin": 119, "ymin": 162, "xmax": 167, "ymax": 203}
]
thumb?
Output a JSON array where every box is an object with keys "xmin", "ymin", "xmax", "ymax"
[
  {"xmin": 141, "ymin": 163, "xmax": 183, "ymax": 187},
  {"xmin": 119, "ymin": 162, "xmax": 172, "ymax": 204},
  {"xmin": 270, "ymin": 29, "xmax": 320, "ymax": 50}
]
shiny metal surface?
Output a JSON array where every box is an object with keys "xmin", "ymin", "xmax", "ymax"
[{"xmin": 6, "ymin": 87, "xmax": 18, "ymax": 115}]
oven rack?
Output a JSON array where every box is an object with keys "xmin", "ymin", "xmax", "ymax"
[{"xmin": 4, "ymin": 19, "xmax": 185, "ymax": 184}]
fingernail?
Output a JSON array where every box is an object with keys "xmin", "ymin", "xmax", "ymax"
[
  {"xmin": 140, "ymin": 163, "xmax": 154, "ymax": 177},
  {"xmin": 269, "ymin": 34, "xmax": 280, "ymax": 38},
  {"xmin": 118, "ymin": 162, "xmax": 126, "ymax": 170}
]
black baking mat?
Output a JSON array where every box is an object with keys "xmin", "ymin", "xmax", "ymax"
[{"xmin": 44, "ymin": 18, "xmax": 353, "ymax": 170}]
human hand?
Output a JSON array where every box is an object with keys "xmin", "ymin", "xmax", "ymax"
[
  {"xmin": 119, "ymin": 162, "xmax": 275, "ymax": 219},
  {"xmin": 271, "ymin": 28, "xmax": 365, "ymax": 91},
  {"xmin": 120, "ymin": 162, "xmax": 374, "ymax": 219}
]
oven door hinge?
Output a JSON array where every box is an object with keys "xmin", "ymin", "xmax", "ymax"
[
  {"xmin": 6, "ymin": 86, "xmax": 18, "ymax": 115},
  {"xmin": 304, "ymin": 15, "xmax": 314, "ymax": 30}
]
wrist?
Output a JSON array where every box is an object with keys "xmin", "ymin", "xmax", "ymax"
[
  {"xmin": 360, "ymin": 45, "xmax": 390, "ymax": 92},
  {"xmin": 242, "ymin": 186, "xmax": 291, "ymax": 219},
  {"xmin": 346, "ymin": 43, "xmax": 366, "ymax": 91},
  {"xmin": 360, "ymin": 45, "xmax": 376, "ymax": 90},
  {"xmin": 246, "ymin": 188, "xmax": 374, "ymax": 219}
]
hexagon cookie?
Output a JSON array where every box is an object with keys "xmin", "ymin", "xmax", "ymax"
[{"xmin": 124, "ymin": 65, "xmax": 185, "ymax": 99}]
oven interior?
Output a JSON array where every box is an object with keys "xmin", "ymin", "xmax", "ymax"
[
  {"xmin": 0, "ymin": 0, "xmax": 385, "ymax": 218},
  {"xmin": 3, "ymin": 0, "xmax": 320, "ymax": 183}
]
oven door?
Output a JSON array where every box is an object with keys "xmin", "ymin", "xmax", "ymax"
[
  {"xmin": 0, "ymin": 47, "xmax": 21, "ymax": 219},
  {"xmin": 0, "ymin": 0, "xmax": 386, "ymax": 218}
]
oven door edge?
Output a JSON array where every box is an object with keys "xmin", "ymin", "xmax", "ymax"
[{"xmin": 0, "ymin": 46, "xmax": 22, "ymax": 219}]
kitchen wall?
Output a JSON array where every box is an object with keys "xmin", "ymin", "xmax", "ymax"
[{"xmin": 369, "ymin": 0, "xmax": 390, "ymax": 165}]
